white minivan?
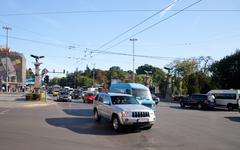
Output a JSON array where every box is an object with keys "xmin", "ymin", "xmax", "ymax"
[{"xmin": 207, "ymin": 89, "xmax": 240, "ymax": 110}]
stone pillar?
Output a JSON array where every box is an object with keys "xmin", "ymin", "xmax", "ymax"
[{"xmin": 34, "ymin": 61, "xmax": 42, "ymax": 94}]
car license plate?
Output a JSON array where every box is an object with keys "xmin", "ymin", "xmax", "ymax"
[{"xmin": 137, "ymin": 118, "xmax": 149, "ymax": 122}]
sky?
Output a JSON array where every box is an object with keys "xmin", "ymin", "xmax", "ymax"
[{"xmin": 0, "ymin": 0, "xmax": 240, "ymax": 78}]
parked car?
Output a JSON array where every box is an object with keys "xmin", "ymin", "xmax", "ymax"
[
  {"xmin": 82, "ymin": 92, "xmax": 95, "ymax": 103},
  {"xmin": 93, "ymin": 92, "xmax": 156, "ymax": 131},
  {"xmin": 208, "ymin": 89, "xmax": 240, "ymax": 111},
  {"xmin": 56, "ymin": 91, "xmax": 72, "ymax": 102},
  {"xmin": 71, "ymin": 90, "xmax": 82, "ymax": 99},
  {"xmin": 179, "ymin": 94, "xmax": 215, "ymax": 110},
  {"xmin": 151, "ymin": 94, "xmax": 160, "ymax": 104},
  {"xmin": 172, "ymin": 95, "xmax": 188, "ymax": 102}
]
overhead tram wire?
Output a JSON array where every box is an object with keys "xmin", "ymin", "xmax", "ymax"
[
  {"xmin": 95, "ymin": 0, "xmax": 179, "ymax": 51},
  {"xmin": 0, "ymin": 34, "xmax": 67, "ymax": 48},
  {"xmin": 0, "ymin": 9, "xmax": 239, "ymax": 16},
  {"xmin": 100, "ymin": 0, "xmax": 203, "ymax": 53},
  {"xmin": 87, "ymin": 48, "xmax": 183, "ymax": 60}
]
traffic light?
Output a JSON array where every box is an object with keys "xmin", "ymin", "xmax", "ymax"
[{"xmin": 44, "ymin": 75, "xmax": 49, "ymax": 84}]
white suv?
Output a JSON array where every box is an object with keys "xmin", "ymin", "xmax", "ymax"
[{"xmin": 93, "ymin": 92, "xmax": 156, "ymax": 131}]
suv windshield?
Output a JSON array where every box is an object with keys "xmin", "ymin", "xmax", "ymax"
[
  {"xmin": 132, "ymin": 88, "xmax": 152, "ymax": 100},
  {"xmin": 111, "ymin": 96, "xmax": 139, "ymax": 105}
]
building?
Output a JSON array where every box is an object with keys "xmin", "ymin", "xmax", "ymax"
[{"xmin": 0, "ymin": 48, "xmax": 26, "ymax": 92}]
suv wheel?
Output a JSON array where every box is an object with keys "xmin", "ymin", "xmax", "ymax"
[
  {"xmin": 94, "ymin": 109, "xmax": 101, "ymax": 122},
  {"xmin": 112, "ymin": 116, "xmax": 121, "ymax": 132}
]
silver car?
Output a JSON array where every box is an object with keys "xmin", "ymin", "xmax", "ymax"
[{"xmin": 93, "ymin": 92, "xmax": 156, "ymax": 131}]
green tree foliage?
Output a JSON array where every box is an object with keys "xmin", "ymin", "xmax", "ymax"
[
  {"xmin": 169, "ymin": 58, "xmax": 214, "ymax": 94},
  {"xmin": 95, "ymin": 69, "xmax": 108, "ymax": 88},
  {"xmin": 210, "ymin": 50, "xmax": 240, "ymax": 89},
  {"xmin": 108, "ymin": 66, "xmax": 127, "ymax": 82},
  {"xmin": 76, "ymin": 76, "xmax": 93, "ymax": 87},
  {"xmin": 136, "ymin": 64, "xmax": 165, "ymax": 95}
]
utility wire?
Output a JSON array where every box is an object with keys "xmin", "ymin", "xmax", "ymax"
[
  {"xmin": 0, "ymin": 9, "xmax": 239, "ymax": 16},
  {"xmin": 101, "ymin": 0, "xmax": 203, "ymax": 53},
  {"xmin": 96, "ymin": 0, "xmax": 179, "ymax": 50},
  {"xmin": 0, "ymin": 34, "xmax": 66, "ymax": 48},
  {"xmin": 87, "ymin": 48, "xmax": 183, "ymax": 60}
]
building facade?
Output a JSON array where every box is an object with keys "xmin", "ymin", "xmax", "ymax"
[{"xmin": 0, "ymin": 48, "xmax": 26, "ymax": 92}]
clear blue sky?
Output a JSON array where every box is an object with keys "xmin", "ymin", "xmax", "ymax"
[{"xmin": 0, "ymin": 0, "xmax": 240, "ymax": 78}]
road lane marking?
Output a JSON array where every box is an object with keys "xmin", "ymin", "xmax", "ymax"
[
  {"xmin": 22, "ymin": 102, "xmax": 56, "ymax": 108},
  {"xmin": 0, "ymin": 109, "xmax": 10, "ymax": 115}
]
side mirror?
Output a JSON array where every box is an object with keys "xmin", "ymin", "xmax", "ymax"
[{"xmin": 103, "ymin": 101, "xmax": 110, "ymax": 105}]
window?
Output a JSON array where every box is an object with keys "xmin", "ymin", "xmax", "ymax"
[
  {"xmin": 214, "ymin": 93, "xmax": 236, "ymax": 100},
  {"xmin": 104, "ymin": 95, "xmax": 110, "ymax": 104},
  {"xmin": 98, "ymin": 95, "xmax": 104, "ymax": 102},
  {"xmin": 132, "ymin": 88, "xmax": 152, "ymax": 100},
  {"xmin": 111, "ymin": 96, "xmax": 139, "ymax": 105}
]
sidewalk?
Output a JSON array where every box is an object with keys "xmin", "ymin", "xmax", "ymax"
[{"xmin": 0, "ymin": 94, "xmax": 55, "ymax": 108}]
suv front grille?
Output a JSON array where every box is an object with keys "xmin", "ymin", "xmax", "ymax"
[{"xmin": 132, "ymin": 112, "xmax": 149, "ymax": 118}]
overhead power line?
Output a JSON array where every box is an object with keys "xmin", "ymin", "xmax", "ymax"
[
  {"xmin": 0, "ymin": 34, "xmax": 66, "ymax": 48},
  {"xmin": 101, "ymin": 0, "xmax": 203, "ymax": 53},
  {"xmin": 96, "ymin": 0, "xmax": 179, "ymax": 50},
  {"xmin": 87, "ymin": 48, "xmax": 183, "ymax": 60},
  {"xmin": 0, "ymin": 9, "xmax": 239, "ymax": 16}
]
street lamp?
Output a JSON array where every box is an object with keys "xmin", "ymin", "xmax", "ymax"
[
  {"xmin": 130, "ymin": 38, "xmax": 137, "ymax": 82},
  {"xmin": 2, "ymin": 26, "xmax": 12, "ymax": 92}
]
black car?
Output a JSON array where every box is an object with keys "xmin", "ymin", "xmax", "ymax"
[
  {"xmin": 179, "ymin": 94, "xmax": 215, "ymax": 110},
  {"xmin": 71, "ymin": 90, "xmax": 82, "ymax": 99}
]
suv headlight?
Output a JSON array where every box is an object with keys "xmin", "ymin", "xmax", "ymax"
[
  {"xmin": 149, "ymin": 111, "xmax": 155, "ymax": 116},
  {"xmin": 120, "ymin": 111, "xmax": 128, "ymax": 117}
]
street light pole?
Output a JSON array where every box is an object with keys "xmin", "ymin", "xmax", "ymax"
[
  {"xmin": 92, "ymin": 63, "xmax": 95, "ymax": 87},
  {"xmin": 130, "ymin": 38, "xmax": 137, "ymax": 82},
  {"xmin": 2, "ymin": 26, "xmax": 12, "ymax": 92}
]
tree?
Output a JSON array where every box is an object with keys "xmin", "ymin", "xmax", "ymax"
[
  {"xmin": 168, "ymin": 58, "xmax": 213, "ymax": 95},
  {"xmin": 210, "ymin": 50, "xmax": 240, "ymax": 89},
  {"xmin": 76, "ymin": 76, "xmax": 92, "ymax": 87},
  {"xmin": 108, "ymin": 66, "xmax": 127, "ymax": 83},
  {"xmin": 136, "ymin": 64, "xmax": 155, "ymax": 75},
  {"xmin": 169, "ymin": 58, "xmax": 199, "ymax": 77}
]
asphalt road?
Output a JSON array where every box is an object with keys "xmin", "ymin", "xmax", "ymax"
[{"xmin": 0, "ymin": 96, "xmax": 240, "ymax": 150}]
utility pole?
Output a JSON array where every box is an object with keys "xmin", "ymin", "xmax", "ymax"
[
  {"xmin": 2, "ymin": 26, "xmax": 12, "ymax": 92},
  {"xmin": 92, "ymin": 63, "xmax": 95, "ymax": 87},
  {"xmin": 130, "ymin": 38, "xmax": 137, "ymax": 83}
]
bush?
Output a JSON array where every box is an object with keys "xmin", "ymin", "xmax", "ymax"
[{"xmin": 25, "ymin": 93, "xmax": 41, "ymax": 101}]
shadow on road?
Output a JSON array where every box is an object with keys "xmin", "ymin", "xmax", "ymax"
[
  {"xmin": 225, "ymin": 116, "xmax": 240, "ymax": 122},
  {"xmin": 15, "ymin": 98, "xmax": 25, "ymax": 102},
  {"xmin": 62, "ymin": 109, "xmax": 93, "ymax": 117},
  {"xmin": 45, "ymin": 117, "xmax": 140, "ymax": 135},
  {"xmin": 169, "ymin": 106, "xmax": 229, "ymax": 112}
]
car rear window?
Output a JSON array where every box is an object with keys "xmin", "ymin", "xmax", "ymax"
[{"xmin": 192, "ymin": 95, "xmax": 208, "ymax": 100}]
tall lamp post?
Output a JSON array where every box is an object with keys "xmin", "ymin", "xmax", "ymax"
[
  {"xmin": 2, "ymin": 26, "xmax": 11, "ymax": 92},
  {"xmin": 130, "ymin": 38, "xmax": 137, "ymax": 82}
]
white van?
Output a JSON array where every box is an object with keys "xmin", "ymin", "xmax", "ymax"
[{"xmin": 207, "ymin": 89, "xmax": 240, "ymax": 110}]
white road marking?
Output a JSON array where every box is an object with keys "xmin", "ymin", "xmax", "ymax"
[{"xmin": 0, "ymin": 109, "xmax": 10, "ymax": 115}]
